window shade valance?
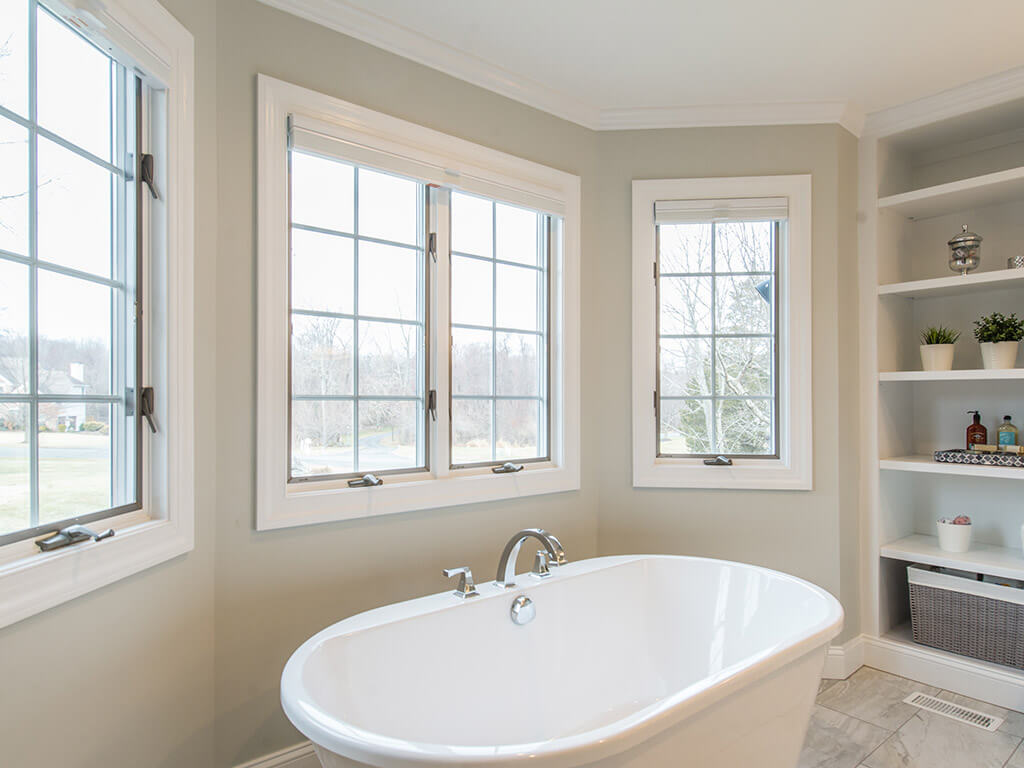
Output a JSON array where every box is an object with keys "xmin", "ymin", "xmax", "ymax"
[{"xmin": 654, "ymin": 197, "xmax": 788, "ymax": 224}]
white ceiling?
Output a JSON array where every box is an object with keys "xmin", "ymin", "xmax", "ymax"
[{"xmin": 261, "ymin": 0, "xmax": 1024, "ymax": 134}]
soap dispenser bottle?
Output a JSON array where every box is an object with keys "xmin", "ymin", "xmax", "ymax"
[
  {"xmin": 966, "ymin": 410, "xmax": 987, "ymax": 450},
  {"xmin": 998, "ymin": 415, "xmax": 1018, "ymax": 447}
]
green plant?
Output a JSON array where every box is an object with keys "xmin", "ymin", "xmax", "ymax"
[
  {"xmin": 973, "ymin": 312, "xmax": 1024, "ymax": 343},
  {"xmin": 920, "ymin": 326, "xmax": 960, "ymax": 345}
]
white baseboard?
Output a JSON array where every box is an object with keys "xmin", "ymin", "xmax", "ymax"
[
  {"xmin": 822, "ymin": 634, "xmax": 866, "ymax": 680},
  {"xmin": 864, "ymin": 634, "xmax": 1024, "ymax": 712},
  {"xmin": 234, "ymin": 742, "xmax": 318, "ymax": 768}
]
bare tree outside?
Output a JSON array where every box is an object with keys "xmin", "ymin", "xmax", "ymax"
[{"xmin": 658, "ymin": 221, "xmax": 776, "ymax": 456}]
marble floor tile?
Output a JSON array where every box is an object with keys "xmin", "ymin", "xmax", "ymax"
[
  {"xmin": 817, "ymin": 678, "xmax": 837, "ymax": 696},
  {"xmin": 936, "ymin": 689, "xmax": 1024, "ymax": 740},
  {"xmin": 815, "ymin": 666, "xmax": 940, "ymax": 730},
  {"xmin": 860, "ymin": 710, "xmax": 1021, "ymax": 768},
  {"xmin": 1007, "ymin": 741, "xmax": 1024, "ymax": 767},
  {"xmin": 797, "ymin": 705, "xmax": 890, "ymax": 768}
]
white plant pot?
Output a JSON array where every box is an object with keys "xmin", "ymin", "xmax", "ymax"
[
  {"xmin": 936, "ymin": 520, "xmax": 972, "ymax": 553},
  {"xmin": 920, "ymin": 344, "xmax": 954, "ymax": 371},
  {"xmin": 980, "ymin": 341, "xmax": 1020, "ymax": 369}
]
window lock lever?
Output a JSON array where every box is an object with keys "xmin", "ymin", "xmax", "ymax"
[
  {"xmin": 140, "ymin": 386, "xmax": 158, "ymax": 433},
  {"xmin": 703, "ymin": 455, "xmax": 733, "ymax": 466},
  {"xmin": 348, "ymin": 473, "xmax": 383, "ymax": 488},
  {"xmin": 140, "ymin": 154, "xmax": 160, "ymax": 200},
  {"xmin": 492, "ymin": 462, "xmax": 524, "ymax": 474}
]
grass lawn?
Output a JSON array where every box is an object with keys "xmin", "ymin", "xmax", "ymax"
[{"xmin": 0, "ymin": 431, "xmax": 111, "ymax": 535}]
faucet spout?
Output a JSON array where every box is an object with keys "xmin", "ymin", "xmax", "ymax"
[{"xmin": 494, "ymin": 528, "xmax": 567, "ymax": 588}]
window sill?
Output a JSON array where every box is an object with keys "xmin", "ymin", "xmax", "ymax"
[
  {"xmin": 633, "ymin": 457, "xmax": 813, "ymax": 490},
  {"xmin": 257, "ymin": 461, "xmax": 579, "ymax": 531},
  {"xmin": 0, "ymin": 510, "xmax": 194, "ymax": 629}
]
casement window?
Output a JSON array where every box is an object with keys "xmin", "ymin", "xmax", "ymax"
[
  {"xmin": 0, "ymin": 0, "xmax": 195, "ymax": 628},
  {"xmin": 632, "ymin": 176, "xmax": 812, "ymax": 490},
  {"xmin": 0, "ymin": 2, "xmax": 142, "ymax": 546},
  {"xmin": 257, "ymin": 76, "xmax": 579, "ymax": 529},
  {"xmin": 287, "ymin": 151, "xmax": 429, "ymax": 479}
]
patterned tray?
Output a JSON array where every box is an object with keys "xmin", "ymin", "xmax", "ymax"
[{"xmin": 934, "ymin": 449, "xmax": 1024, "ymax": 468}]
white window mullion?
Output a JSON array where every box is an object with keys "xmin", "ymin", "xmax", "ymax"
[
  {"xmin": 26, "ymin": 0, "xmax": 40, "ymax": 529},
  {"xmin": 430, "ymin": 186, "xmax": 452, "ymax": 478}
]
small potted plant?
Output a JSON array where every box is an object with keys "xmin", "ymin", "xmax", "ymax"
[
  {"xmin": 973, "ymin": 312, "xmax": 1024, "ymax": 369},
  {"xmin": 919, "ymin": 326, "xmax": 960, "ymax": 371},
  {"xmin": 936, "ymin": 515, "xmax": 972, "ymax": 553}
]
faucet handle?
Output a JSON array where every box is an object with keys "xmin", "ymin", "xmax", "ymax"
[
  {"xmin": 443, "ymin": 566, "xmax": 479, "ymax": 598},
  {"xmin": 532, "ymin": 550, "xmax": 551, "ymax": 578}
]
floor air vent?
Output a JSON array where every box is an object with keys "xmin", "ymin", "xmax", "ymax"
[{"xmin": 902, "ymin": 692, "xmax": 1003, "ymax": 732}]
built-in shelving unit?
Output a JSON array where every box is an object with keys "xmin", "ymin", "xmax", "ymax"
[
  {"xmin": 877, "ymin": 165, "xmax": 1024, "ymax": 220},
  {"xmin": 881, "ymin": 534, "xmax": 1024, "ymax": 581},
  {"xmin": 862, "ymin": 88, "xmax": 1024, "ymax": 710}
]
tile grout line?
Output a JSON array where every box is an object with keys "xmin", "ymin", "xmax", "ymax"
[
  {"xmin": 856, "ymin": 716, "xmax": 914, "ymax": 768},
  {"xmin": 1000, "ymin": 736, "xmax": 1024, "ymax": 768},
  {"xmin": 814, "ymin": 701, "xmax": 896, "ymax": 735}
]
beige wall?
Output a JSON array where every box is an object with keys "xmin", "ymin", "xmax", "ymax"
[
  {"xmin": 0, "ymin": 0, "xmax": 219, "ymax": 766},
  {"xmin": 592, "ymin": 126, "xmax": 861, "ymax": 643},
  {"xmin": 0, "ymin": 1, "xmax": 861, "ymax": 766}
]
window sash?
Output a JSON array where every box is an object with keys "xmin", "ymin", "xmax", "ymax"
[
  {"xmin": 0, "ymin": 2, "xmax": 143, "ymax": 547},
  {"xmin": 448, "ymin": 196, "xmax": 552, "ymax": 470},
  {"xmin": 286, "ymin": 149, "xmax": 429, "ymax": 482},
  {"xmin": 655, "ymin": 220, "xmax": 781, "ymax": 459}
]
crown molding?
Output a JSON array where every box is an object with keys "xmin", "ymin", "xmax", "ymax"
[
  {"xmin": 598, "ymin": 101, "xmax": 864, "ymax": 136},
  {"xmin": 256, "ymin": 0, "xmax": 864, "ymax": 136},
  {"xmin": 255, "ymin": 0, "xmax": 601, "ymax": 128},
  {"xmin": 863, "ymin": 65, "xmax": 1024, "ymax": 138}
]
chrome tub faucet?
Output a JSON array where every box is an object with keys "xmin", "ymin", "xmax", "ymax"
[{"xmin": 494, "ymin": 528, "xmax": 567, "ymax": 588}]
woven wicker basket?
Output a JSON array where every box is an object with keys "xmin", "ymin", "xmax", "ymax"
[{"xmin": 908, "ymin": 565, "xmax": 1024, "ymax": 669}]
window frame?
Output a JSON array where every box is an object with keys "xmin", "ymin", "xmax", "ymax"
[
  {"xmin": 256, "ymin": 75, "xmax": 580, "ymax": 530},
  {"xmin": 0, "ymin": 0, "xmax": 196, "ymax": 629},
  {"xmin": 632, "ymin": 176, "xmax": 812, "ymax": 490}
]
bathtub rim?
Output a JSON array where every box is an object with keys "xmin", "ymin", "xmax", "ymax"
[{"xmin": 281, "ymin": 554, "xmax": 843, "ymax": 768}]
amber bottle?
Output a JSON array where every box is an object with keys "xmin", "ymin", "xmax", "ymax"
[{"xmin": 966, "ymin": 410, "xmax": 987, "ymax": 450}]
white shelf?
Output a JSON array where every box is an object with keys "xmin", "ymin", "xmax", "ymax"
[
  {"xmin": 878, "ymin": 268, "xmax": 1024, "ymax": 299},
  {"xmin": 881, "ymin": 534, "xmax": 1024, "ymax": 580},
  {"xmin": 880, "ymin": 455, "xmax": 1024, "ymax": 480},
  {"xmin": 880, "ymin": 369, "xmax": 1024, "ymax": 382},
  {"xmin": 878, "ymin": 166, "xmax": 1024, "ymax": 219}
]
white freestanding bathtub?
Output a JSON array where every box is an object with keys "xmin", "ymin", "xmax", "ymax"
[{"xmin": 282, "ymin": 555, "xmax": 843, "ymax": 768}]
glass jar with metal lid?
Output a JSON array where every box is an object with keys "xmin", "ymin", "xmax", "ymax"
[{"xmin": 948, "ymin": 224, "xmax": 982, "ymax": 275}]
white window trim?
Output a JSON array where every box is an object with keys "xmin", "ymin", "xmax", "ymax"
[
  {"xmin": 256, "ymin": 75, "xmax": 580, "ymax": 531},
  {"xmin": 0, "ymin": 0, "xmax": 196, "ymax": 629},
  {"xmin": 631, "ymin": 175, "xmax": 812, "ymax": 490}
]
